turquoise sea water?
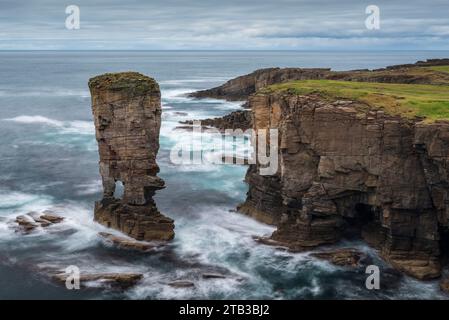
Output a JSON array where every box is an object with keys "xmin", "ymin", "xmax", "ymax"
[{"xmin": 0, "ymin": 51, "xmax": 448, "ymax": 299}]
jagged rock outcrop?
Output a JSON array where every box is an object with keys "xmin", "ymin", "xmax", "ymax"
[
  {"xmin": 89, "ymin": 72, "xmax": 174, "ymax": 241},
  {"xmin": 241, "ymin": 91, "xmax": 449, "ymax": 280},
  {"xmin": 14, "ymin": 211, "xmax": 64, "ymax": 233},
  {"xmin": 190, "ymin": 68, "xmax": 332, "ymax": 101},
  {"xmin": 311, "ymin": 248, "xmax": 366, "ymax": 267}
]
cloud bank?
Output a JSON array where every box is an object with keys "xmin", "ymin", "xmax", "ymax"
[{"xmin": 1, "ymin": 0, "xmax": 448, "ymax": 50}]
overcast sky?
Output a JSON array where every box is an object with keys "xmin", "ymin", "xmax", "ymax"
[{"xmin": 1, "ymin": 0, "xmax": 449, "ymax": 50}]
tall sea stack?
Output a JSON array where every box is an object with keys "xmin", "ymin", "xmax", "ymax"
[{"xmin": 89, "ymin": 72, "xmax": 174, "ymax": 241}]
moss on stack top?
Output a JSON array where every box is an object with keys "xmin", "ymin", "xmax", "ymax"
[{"xmin": 88, "ymin": 72, "xmax": 160, "ymax": 95}]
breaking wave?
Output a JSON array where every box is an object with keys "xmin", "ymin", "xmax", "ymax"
[{"xmin": 3, "ymin": 115, "xmax": 94, "ymax": 135}]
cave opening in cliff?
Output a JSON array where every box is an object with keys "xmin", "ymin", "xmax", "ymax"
[
  {"xmin": 354, "ymin": 203, "xmax": 375, "ymax": 224},
  {"xmin": 343, "ymin": 203, "xmax": 377, "ymax": 239},
  {"xmin": 439, "ymin": 227, "xmax": 449, "ymax": 265}
]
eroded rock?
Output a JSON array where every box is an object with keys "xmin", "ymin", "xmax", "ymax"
[
  {"xmin": 89, "ymin": 72, "xmax": 175, "ymax": 241},
  {"xmin": 168, "ymin": 280, "xmax": 195, "ymax": 288},
  {"xmin": 15, "ymin": 215, "xmax": 39, "ymax": 233},
  {"xmin": 14, "ymin": 212, "xmax": 65, "ymax": 233},
  {"xmin": 53, "ymin": 272, "xmax": 143, "ymax": 289},
  {"xmin": 202, "ymin": 273, "xmax": 227, "ymax": 279}
]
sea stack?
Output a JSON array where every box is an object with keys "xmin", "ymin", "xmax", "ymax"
[{"xmin": 89, "ymin": 72, "xmax": 174, "ymax": 241}]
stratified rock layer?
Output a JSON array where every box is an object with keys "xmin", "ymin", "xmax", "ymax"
[
  {"xmin": 89, "ymin": 72, "xmax": 174, "ymax": 241},
  {"xmin": 242, "ymin": 92, "xmax": 449, "ymax": 280}
]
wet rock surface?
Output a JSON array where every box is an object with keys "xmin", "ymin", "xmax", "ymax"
[
  {"xmin": 14, "ymin": 212, "xmax": 64, "ymax": 233},
  {"xmin": 168, "ymin": 280, "xmax": 195, "ymax": 288},
  {"xmin": 311, "ymin": 248, "xmax": 365, "ymax": 267},
  {"xmin": 52, "ymin": 272, "xmax": 143, "ymax": 289}
]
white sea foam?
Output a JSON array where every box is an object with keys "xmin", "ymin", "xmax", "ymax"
[
  {"xmin": 5, "ymin": 115, "xmax": 63, "ymax": 126},
  {"xmin": 161, "ymin": 88, "xmax": 244, "ymax": 110},
  {"xmin": 161, "ymin": 88, "xmax": 194, "ymax": 102},
  {"xmin": 3, "ymin": 115, "xmax": 94, "ymax": 135},
  {"xmin": 0, "ymin": 190, "xmax": 104, "ymax": 251},
  {"xmin": 0, "ymin": 191, "xmax": 53, "ymax": 213},
  {"xmin": 74, "ymin": 180, "xmax": 102, "ymax": 196}
]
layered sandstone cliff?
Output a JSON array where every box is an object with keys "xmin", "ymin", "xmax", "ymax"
[
  {"xmin": 239, "ymin": 89, "xmax": 449, "ymax": 280},
  {"xmin": 89, "ymin": 72, "xmax": 174, "ymax": 241},
  {"xmin": 184, "ymin": 60, "xmax": 449, "ymax": 281}
]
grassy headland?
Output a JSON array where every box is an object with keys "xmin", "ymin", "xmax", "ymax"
[{"xmin": 262, "ymin": 80, "xmax": 449, "ymax": 122}]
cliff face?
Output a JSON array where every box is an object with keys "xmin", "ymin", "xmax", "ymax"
[
  {"xmin": 241, "ymin": 91, "xmax": 449, "ymax": 280},
  {"xmin": 89, "ymin": 72, "xmax": 174, "ymax": 241}
]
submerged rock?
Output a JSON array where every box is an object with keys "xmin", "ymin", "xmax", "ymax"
[
  {"xmin": 89, "ymin": 72, "xmax": 175, "ymax": 241},
  {"xmin": 53, "ymin": 272, "xmax": 143, "ymax": 289},
  {"xmin": 15, "ymin": 215, "xmax": 39, "ymax": 233},
  {"xmin": 168, "ymin": 280, "xmax": 195, "ymax": 288},
  {"xmin": 40, "ymin": 212, "xmax": 64, "ymax": 223},
  {"xmin": 202, "ymin": 273, "xmax": 227, "ymax": 279},
  {"xmin": 14, "ymin": 212, "xmax": 64, "ymax": 233}
]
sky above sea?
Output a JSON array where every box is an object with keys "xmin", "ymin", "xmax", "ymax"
[{"xmin": 1, "ymin": 0, "xmax": 448, "ymax": 50}]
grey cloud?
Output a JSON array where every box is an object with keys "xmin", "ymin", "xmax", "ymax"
[{"xmin": 0, "ymin": 0, "xmax": 448, "ymax": 49}]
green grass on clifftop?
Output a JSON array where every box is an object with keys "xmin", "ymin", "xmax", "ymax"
[
  {"xmin": 425, "ymin": 66, "xmax": 449, "ymax": 74},
  {"xmin": 263, "ymin": 80, "xmax": 449, "ymax": 122}
]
